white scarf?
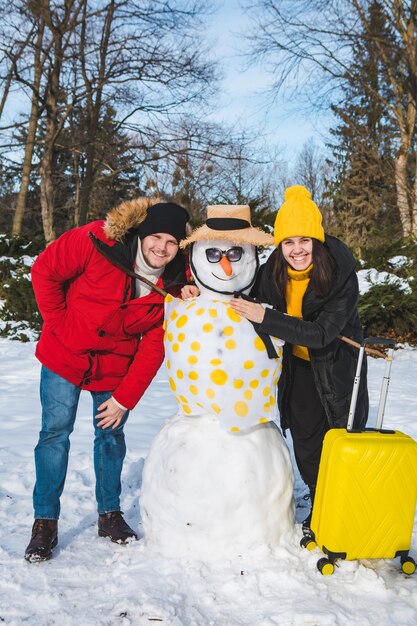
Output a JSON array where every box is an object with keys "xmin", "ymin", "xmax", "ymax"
[{"xmin": 134, "ymin": 242, "xmax": 164, "ymax": 297}]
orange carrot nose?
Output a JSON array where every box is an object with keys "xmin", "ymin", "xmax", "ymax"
[{"xmin": 220, "ymin": 255, "xmax": 233, "ymax": 276}]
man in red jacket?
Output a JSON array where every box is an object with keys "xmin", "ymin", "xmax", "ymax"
[{"xmin": 25, "ymin": 198, "xmax": 190, "ymax": 562}]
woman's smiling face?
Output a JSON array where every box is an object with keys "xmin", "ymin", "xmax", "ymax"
[{"xmin": 281, "ymin": 236, "xmax": 313, "ymax": 271}]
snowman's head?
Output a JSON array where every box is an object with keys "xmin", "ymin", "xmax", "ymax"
[{"xmin": 190, "ymin": 239, "xmax": 258, "ymax": 296}]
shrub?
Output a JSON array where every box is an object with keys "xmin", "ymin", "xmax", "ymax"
[
  {"xmin": 0, "ymin": 235, "xmax": 41, "ymax": 341},
  {"xmin": 358, "ymin": 281, "xmax": 417, "ymax": 343}
]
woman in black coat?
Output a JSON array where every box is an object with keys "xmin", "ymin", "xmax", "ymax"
[{"xmin": 230, "ymin": 185, "xmax": 368, "ymax": 529}]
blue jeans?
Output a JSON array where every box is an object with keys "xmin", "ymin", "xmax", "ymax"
[{"xmin": 33, "ymin": 366, "xmax": 129, "ymax": 519}]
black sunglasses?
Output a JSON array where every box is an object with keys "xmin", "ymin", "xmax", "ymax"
[{"xmin": 205, "ymin": 247, "xmax": 244, "ymax": 263}]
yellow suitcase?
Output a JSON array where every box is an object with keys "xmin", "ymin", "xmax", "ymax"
[{"xmin": 304, "ymin": 339, "xmax": 417, "ymax": 575}]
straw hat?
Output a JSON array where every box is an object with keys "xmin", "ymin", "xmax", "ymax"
[{"xmin": 179, "ymin": 204, "xmax": 274, "ymax": 248}]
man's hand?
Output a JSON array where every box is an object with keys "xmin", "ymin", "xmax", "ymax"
[
  {"xmin": 181, "ymin": 284, "xmax": 200, "ymax": 299},
  {"xmin": 229, "ymin": 297, "xmax": 266, "ymax": 324},
  {"xmin": 96, "ymin": 397, "xmax": 126, "ymax": 429}
]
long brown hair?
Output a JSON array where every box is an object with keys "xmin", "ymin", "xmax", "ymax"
[{"xmin": 273, "ymin": 238, "xmax": 336, "ymax": 298}]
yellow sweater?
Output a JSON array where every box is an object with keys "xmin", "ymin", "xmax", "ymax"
[{"xmin": 285, "ymin": 265, "xmax": 313, "ymax": 361}]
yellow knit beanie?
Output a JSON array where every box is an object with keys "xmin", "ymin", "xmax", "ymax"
[{"xmin": 274, "ymin": 185, "xmax": 325, "ymax": 247}]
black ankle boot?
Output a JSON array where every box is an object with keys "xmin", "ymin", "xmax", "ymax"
[
  {"xmin": 25, "ymin": 519, "xmax": 58, "ymax": 563},
  {"xmin": 98, "ymin": 511, "xmax": 137, "ymax": 544}
]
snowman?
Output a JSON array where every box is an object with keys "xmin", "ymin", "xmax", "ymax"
[{"xmin": 140, "ymin": 205, "xmax": 295, "ymax": 560}]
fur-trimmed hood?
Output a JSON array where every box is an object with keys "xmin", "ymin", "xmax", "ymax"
[{"xmin": 103, "ymin": 197, "xmax": 164, "ymax": 241}]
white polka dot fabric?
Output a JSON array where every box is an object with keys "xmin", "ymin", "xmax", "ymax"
[{"xmin": 164, "ymin": 295, "xmax": 284, "ymax": 432}]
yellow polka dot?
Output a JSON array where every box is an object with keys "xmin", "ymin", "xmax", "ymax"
[
  {"xmin": 225, "ymin": 339, "xmax": 236, "ymax": 350},
  {"xmin": 177, "ymin": 332, "xmax": 186, "ymax": 342},
  {"xmin": 179, "ymin": 395, "xmax": 188, "ymax": 403},
  {"xmin": 209, "ymin": 308, "xmax": 218, "ymax": 318},
  {"xmin": 171, "ymin": 310, "xmax": 178, "ymax": 320},
  {"xmin": 186, "ymin": 301, "xmax": 196, "ymax": 309},
  {"xmin": 172, "ymin": 343, "xmax": 179, "ymax": 353},
  {"xmin": 176, "ymin": 370, "xmax": 184, "ymax": 379},
  {"xmin": 169, "ymin": 378, "xmax": 176, "ymax": 391},
  {"xmin": 163, "ymin": 321, "xmax": 167, "ymax": 331},
  {"xmin": 165, "ymin": 294, "xmax": 174, "ymax": 303},
  {"xmin": 167, "ymin": 332, "xmax": 173, "ymax": 342},
  {"xmin": 210, "ymin": 358, "xmax": 222, "ymax": 366},
  {"xmin": 183, "ymin": 405, "xmax": 192, "ymax": 414},
  {"xmin": 261, "ymin": 369, "xmax": 269, "ymax": 378},
  {"xmin": 190, "ymin": 385, "xmax": 198, "ymax": 395},
  {"xmin": 273, "ymin": 377, "xmax": 278, "ymax": 386},
  {"xmin": 191, "ymin": 341, "xmax": 201, "ymax": 351},
  {"xmin": 210, "ymin": 369, "xmax": 228, "ymax": 385},
  {"xmin": 176, "ymin": 315, "xmax": 188, "ymax": 328},
  {"xmin": 226, "ymin": 307, "xmax": 241, "ymax": 322},
  {"xmin": 263, "ymin": 403, "xmax": 271, "ymax": 412},
  {"xmin": 233, "ymin": 379, "xmax": 244, "ymax": 389},
  {"xmin": 230, "ymin": 427, "xmax": 240, "ymax": 432},
  {"xmin": 254, "ymin": 336, "xmax": 266, "ymax": 351},
  {"xmin": 244, "ymin": 390, "xmax": 253, "ymax": 400},
  {"xmin": 211, "ymin": 403, "xmax": 221, "ymax": 414},
  {"xmin": 166, "ymin": 360, "xmax": 171, "ymax": 370},
  {"xmin": 277, "ymin": 348, "xmax": 282, "ymax": 358},
  {"xmin": 206, "ymin": 388, "xmax": 215, "ymax": 399},
  {"xmin": 196, "ymin": 308, "xmax": 205, "ymax": 316},
  {"xmin": 189, "ymin": 371, "xmax": 198, "ymax": 380},
  {"xmin": 188, "ymin": 355, "xmax": 198, "ymax": 365},
  {"xmin": 269, "ymin": 395, "xmax": 275, "ymax": 405},
  {"xmin": 203, "ymin": 323, "xmax": 214, "ymax": 332},
  {"xmin": 249, "ymin": 379, "xmax": 259, "ymax": 389},
  {"xmin": 223, "ymin": 326, "xmax": 234, "ymax": 336},
  {"xmin": 196, "ymin": 402, "xmax": 204, "ymax": 408},
  {"xmin": 259, "ymin": 418, "xmax": 268, "ymax": 424},
  {"xmin": 280, "ymin": 362, "xmax": 283, "ymax": 372},
  {"xmin": 234, "ymin": 401, "xmax": 248, "ymax": 417},
  {"xmin": 244, "ymin": 360, "xmax": 254, "ymax": 370},
  {"xmin": 263, "ymin": 386, "xmax": 271, "ymax": 396}
]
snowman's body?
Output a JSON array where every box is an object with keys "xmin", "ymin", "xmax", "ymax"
[{"xmin": 140, "ymin": 238, "xmax": 295, "ymax": 559}]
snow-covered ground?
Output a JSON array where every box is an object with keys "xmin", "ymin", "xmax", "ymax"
[{"xmin": 1, "ymin": 338, "xmax": 417, "ymax": 626}]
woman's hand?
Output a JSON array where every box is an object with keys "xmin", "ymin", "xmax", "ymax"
[
  {"xmin": 181, "ymin": 284, "xmax": 200, "ymax": 299},
  {"xmin": 229, "ymin": 298, "xmax": 266, "ymax": 324}
]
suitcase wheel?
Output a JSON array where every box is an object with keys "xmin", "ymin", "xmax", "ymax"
[
  {"xmin": 317, "ymin": 558, "xmax": 335, "ymax": 576},
  {"xmin": 401, "ymin": 557, "xmax": 416, "ymax": 575},
  {"xmin": 300, "ymin": 535, "xmax": 317, "ymax": 551}
]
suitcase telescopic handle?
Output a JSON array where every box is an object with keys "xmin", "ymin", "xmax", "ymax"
[{"xmin": 346, "ymin": 337, "xmax": 396, "ymax": 431}]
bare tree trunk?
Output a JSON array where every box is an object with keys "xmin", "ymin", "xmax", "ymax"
[
  {"xmin": 394, "ymin": 151, "xmax": 413, "ymax": 237},
  {"xmin": 73, "ymin": 151, "xmax": 81, "ymax": 226},
  {"xmin": 0, "ymin": 70, "xmax": 13, "ymax": 120},
  {"xmin": 39, "ymin": 23, "xmax": 61, "ymax": 244},
  {"xmin": 78, "ymin": 0, "xmax": 115, "ymax": 225},
  {"xmin": 12, "ymin": 21, "xmax": 45, "ymax": 237},
  {"xmin": 40, "ymin": 140, "xmax": 56, "ymax": 243},
  {"xmin": 39, "ymin": 0, "xmax": 83, "ymax": 243},
  {"xmin": 412, "ymin": 155, "xmax": 417, "ymax": 238}
]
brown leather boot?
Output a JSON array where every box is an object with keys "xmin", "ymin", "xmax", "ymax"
[
  {"xmin": 25, "ymin": 519, "xmax": 58, "ymax": 563},
  {"xmin": 98, "ymin": 511, "xmax": 137, "ymax": 544}
]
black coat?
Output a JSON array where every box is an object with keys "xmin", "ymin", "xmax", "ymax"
[{"xmin": 255, "ymin": 235, "xmax": 369, "ymax": 432}]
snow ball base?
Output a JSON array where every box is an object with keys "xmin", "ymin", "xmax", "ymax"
[{"xmin": 140, "ymin": 413, "xmax": 295, "ymax": 560}]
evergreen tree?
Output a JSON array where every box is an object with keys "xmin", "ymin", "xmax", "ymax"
[{"xmin": 327, "ymin": 1, "xmax": 398, "ymax": 253}]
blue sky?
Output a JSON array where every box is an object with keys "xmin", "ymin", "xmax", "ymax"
[{"xmin": 207, "ymin": 1, "xmax": 331, "ymax": 158}]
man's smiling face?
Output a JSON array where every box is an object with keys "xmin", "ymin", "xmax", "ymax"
[{"xmin": 141, "ymin": 233, "xmax": 179, "ymax": 269}]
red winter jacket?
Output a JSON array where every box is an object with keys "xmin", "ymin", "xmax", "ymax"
[{"xmin": 31, "ymin": 199, "xmax": 188, "ymax": 410}]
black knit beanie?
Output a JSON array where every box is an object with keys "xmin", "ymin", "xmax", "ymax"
[{"xmin": 138, "ymin": 202, "xmax": 189, "ymax": 243}]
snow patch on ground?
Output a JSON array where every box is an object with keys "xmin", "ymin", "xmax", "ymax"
[{"xmin": 1, "ymin": 339, "xmax": 417, "ymax": 625}]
